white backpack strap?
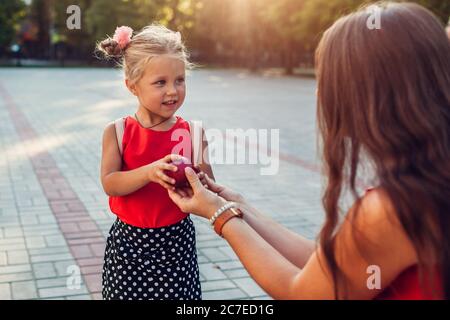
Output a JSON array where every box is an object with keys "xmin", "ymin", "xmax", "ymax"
[
  {"xmin": 114, "ymin": 117, "xmax": 125, "ymax": 156},
  {"xmin": 189, "ymin": 120, "xmax": 204, "ymax": 166}
]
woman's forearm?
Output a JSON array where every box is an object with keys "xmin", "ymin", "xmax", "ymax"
[
  {"xmin": 239, "ymin": 201, "xmax": 316, "ymax": 269},
  {"xmin": 220, "ymin": 216, "xmax": 301, "ymax": 299},
  {"xmin": 102, "ymin": 165, "xmax": 150, "ymax": 196}
]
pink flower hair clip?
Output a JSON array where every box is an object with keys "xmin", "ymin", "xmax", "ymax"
[{"xmin": 113, "ymin": 26, "xmax": 133, "ymax": 50}]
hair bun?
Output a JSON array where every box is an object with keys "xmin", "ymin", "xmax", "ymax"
[{"xmin": 100, "ymin": 38, "xmax": 123, "ymax": 57}]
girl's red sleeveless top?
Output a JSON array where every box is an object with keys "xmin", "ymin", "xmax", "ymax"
[{"xmin": 109, "ymin": 115, "xmax": 191, "ymax": 228}]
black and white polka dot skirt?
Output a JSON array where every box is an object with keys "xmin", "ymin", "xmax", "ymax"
[{"xmin": 102, "ymin": 216, "xmax": 202, "ymax": 300}]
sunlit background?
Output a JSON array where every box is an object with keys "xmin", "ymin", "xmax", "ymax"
[{"xmin": 1, "ymin": 0, "xmax": 449, "ymax": 73}]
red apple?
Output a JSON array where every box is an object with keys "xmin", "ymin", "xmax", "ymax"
[{"xmin": 165, "ymin": 158, "xmax": 200, "ymax": 188}]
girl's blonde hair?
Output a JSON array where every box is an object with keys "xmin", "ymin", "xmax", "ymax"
[{"xmin": 97, "ymin": 24, "xmax": 193, "ymax": 85}]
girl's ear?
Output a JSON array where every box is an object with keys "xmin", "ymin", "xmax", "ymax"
[{"xmin": 125, "ymin": 79, "xmax": 137, "ymax": 96}]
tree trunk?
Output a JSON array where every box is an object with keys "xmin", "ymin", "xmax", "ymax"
[
  {"xmin": 32, "ymin": 0, "xmax": 52, "ymax": 58},
  {"xmin": 284, "ymin": 39, "xmax": 295, "ymax": 75}
]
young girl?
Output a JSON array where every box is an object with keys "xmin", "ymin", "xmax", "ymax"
[{"xmin": 98, "ymin": 25, "xmax": 214, "ymax": 300}]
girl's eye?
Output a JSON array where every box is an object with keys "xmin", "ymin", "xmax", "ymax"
[
  {"xmin": 176, "ymin": 78, "xmax": 185, "ymax": 84},
  {"xmin": 154, "ymin": 80, "xmax": 165, "ymax": 86}
]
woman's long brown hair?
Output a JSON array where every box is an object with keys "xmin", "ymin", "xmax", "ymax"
[{"xmin": 315, "ymin": 2, "xmax": 450, "ymax": 299}]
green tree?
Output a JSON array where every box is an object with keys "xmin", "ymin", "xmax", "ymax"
[
  {"xmin": 29, "ymin": 0, "xmax": 53, "ymax": 58},
  {"xmin": 260, "ymin": 0, "xmax": 307, "ymax": 74},
  {"xmin": 51, "ymin": 0, "xmax": 93, "ymax": 58},
  {"xmin": 190, "ymin": 0, "xmax": 271, "ymax": 70},
  {"xmin": 53, "ymin": 0, "xmax": 201, "ymax": 59},
  {"xmin": 155, "ymin": 0, "xmax": 201, "ymax": 32},
  {"xmin": 0, "ymin": 0, "xmax": 27, "ymax": 55},
  {"xmin": 85, "ymin": 0, "xmax": 159, "ymax": 45},
  {"xmin": 188, "ymin": 0, "xmax": 234, "ymax": 64},
  {"xmin": 19, "ymin": 0, "xmax": 449, "ymax": 66},
  {"xmin": 292, "ymin": 0, "xmax": 371, "ymax": 50}
]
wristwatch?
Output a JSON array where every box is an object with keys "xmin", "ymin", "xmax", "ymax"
[{"xmin": 213, "ymin": 207, "xmax": 244, "ymax": 237}]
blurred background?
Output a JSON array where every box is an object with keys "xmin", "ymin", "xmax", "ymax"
[{"xmin": 1, "ymin": 0, "xmax": 449, "ymax": 73}]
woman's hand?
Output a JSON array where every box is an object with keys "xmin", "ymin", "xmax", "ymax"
[
  {"xmin": 146, "ymin": 154, "xmax": 181, "ymax": 190},
  {"xmin": 168, "ymin": 167, "xmax": 227, "ymax": 219},
  {"xmin": 193, "ymin": 166, "xmax": 209, "ymax": 189},
  {"xmin": 197, "ymin": 172, "xmax": 246, "ymax": 204}
]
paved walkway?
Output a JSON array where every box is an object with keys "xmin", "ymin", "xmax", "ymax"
[{"xmin": 0, "ymin": 68, "xmax": 324, "ymax": 300}]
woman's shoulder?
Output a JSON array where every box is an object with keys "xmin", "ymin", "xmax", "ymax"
[
  {"xmin": 358, "ymin": 188, "xmax": 394, "ymax": 222},
  {"xmin": 325, "ymin": 188, "xmax": 419, "ymax": 298},
  {"xmin": 343, "ymin": 187, "xmax": 417, "ymax": 263},
  {"xmin": 348, "ymin": 188, "xmax": 402, "ymax": 238}
]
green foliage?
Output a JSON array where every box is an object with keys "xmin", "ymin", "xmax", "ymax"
[
  {"xmin": 0, "ymin": 0, "xmax": 27, "ymax": 50},
  {"xmin": 154, "ymin": 0, "xmax": 201, "ymax": 31},
  {"xmin": 85, "ymin": 0, "xmax": 158, "ymax": 42},
  {"xmin": 291, "ymin": 0, "xmax": 374, "ymax": 50},
  {"xmin": 3, "ymin": 0, "xmax": 449, "ymax": 66}
]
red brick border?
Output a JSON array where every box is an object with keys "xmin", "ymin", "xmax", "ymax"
[{"xmin": 0, "ymin": 84, "xmax": 104, "ymax": 299}]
